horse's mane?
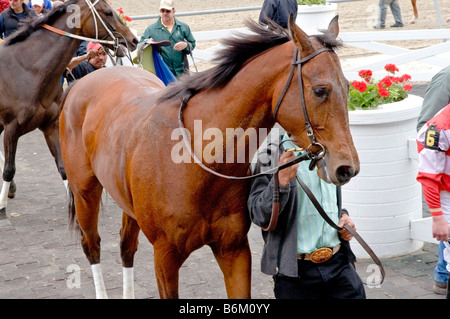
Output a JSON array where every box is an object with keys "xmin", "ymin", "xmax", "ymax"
[
  {"xmin": 157, "ymin": 20, "xmax": 290, "ymax": 104},
  {"xmin": 5, "ymin": 0, "xmax": 78, "ymax": 46},
  {"xmin": 157, "ymin": 19, "xmax": 342, "ymax": 105}
]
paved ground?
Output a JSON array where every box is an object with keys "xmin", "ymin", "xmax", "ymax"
[{"xmin": 0, "ymin": 83, "xmax": 445, "ymax": 300}]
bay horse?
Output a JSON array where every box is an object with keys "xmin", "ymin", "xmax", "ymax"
[
  {"xmin": 59, "ymin": 16, "xmax": 360, "ymax": 298},
  {"xmin": 0, "ymin": 0, "xmax": 138, "ymax": 221}
]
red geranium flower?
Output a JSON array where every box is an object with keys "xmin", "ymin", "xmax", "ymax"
[
  {"xmin": 385, "ymin": 64, "xmax": 399, "ymax": 74},
  {"xmin": 348, "ymin": 63, "xmax": 413, "ymax": 110},
  {"xmin": 116, "ymin": 7, "xmax": 132, "ymax": 25},
  {"xmin": 351, "ymin": 81, "xmax": 368, "ymax": 93},
  {"xmin": 403, "ymin": 84, "xmax": 412, "ymax": 91}
]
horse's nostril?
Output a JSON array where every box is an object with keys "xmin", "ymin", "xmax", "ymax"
[{"xmin": 337, "ymin": 165, "xmax": 355, "ymax": 183}]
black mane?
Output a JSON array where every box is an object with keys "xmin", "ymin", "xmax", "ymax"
[
  {"xmin": 157, "ymin": 19, "xmax": 341, "ymax": 105},
  {"xmin": 5, "ymin": 0, "xmax": 78, "ymax": 46}
]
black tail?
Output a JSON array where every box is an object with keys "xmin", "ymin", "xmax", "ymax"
[{"xmin": 67, "ymin": 185, "xmax": 79, "ymax": 231}]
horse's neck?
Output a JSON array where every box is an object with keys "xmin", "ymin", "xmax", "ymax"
[
  {"xmin": 24, "ymin": 16, "xmax": 85, "ymax": 81},
  {"xmin": 187, "ymin": 71, "xmax": 281, "ymax": 173}
]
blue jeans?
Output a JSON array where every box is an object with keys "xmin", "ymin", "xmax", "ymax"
[
  {"xmin": 378, "ymin": 0, "xmax": 403, "ymax": 26},
  {"xmin": 435, "ymin": 241, "xmax": 449, "ymax": 284}
]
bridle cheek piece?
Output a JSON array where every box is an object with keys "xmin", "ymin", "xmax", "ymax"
[{"xmin": 273, "ymin": 46, "xmax": 331, "ymax": 166}]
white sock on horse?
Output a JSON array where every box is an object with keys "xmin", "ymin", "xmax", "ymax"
[
  {"xmin": 0, "ymin": 181, "xmax": 10, "ymax": 209},
  {"xmin": 123, "ymin": 267, "xmax": 135, "ymax": 299},
  {"xmin": 91, "ymin": 263, "xmax": 108, "ymax": 299}
]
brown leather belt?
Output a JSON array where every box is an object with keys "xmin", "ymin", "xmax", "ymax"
[{"xmin": 297, "ymin": 244, "xmax": 341, "ymax": 263}]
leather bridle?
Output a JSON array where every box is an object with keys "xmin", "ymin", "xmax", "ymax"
[
  {"xmin": 177, "ymin": 46, "xmax": 329, "ymax": 180},
  {"xmin": 41, "ymin": 0, "xmax": 125, "ymax": 54}
]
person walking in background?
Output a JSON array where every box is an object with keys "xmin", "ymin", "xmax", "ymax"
[
  {"xmin": 408, "ymin": 0, "xmax": 418, "ymax": 24},
  {"xmin": 416, "ymin": 65, "xmax": 450, "ymax": 295},
  {"xmin": 373, "ymin": 0, "xmax": 403, "ymax": 29},
  {"xmin": 247, "ymin": 132, "xmax": 366, "ymax": 299},
  {"xmin": 416, "ymin": 105, "xmax": 450, "ymax": 299},
  {"xmin": 259, "ymin": 0, "xmax": 298, "ymax": 29},
  {"xmin": 0, "ymin": 0, "xmax": 37, "ymax": 39},
  {"xmin": 139, "ymin": 0, "xmax": 195, "ymax": 78}
]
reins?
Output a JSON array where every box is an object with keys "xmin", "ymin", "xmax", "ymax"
[
  {"xmin": 41, "ymin": 0, "xmax": 135, "ymax": 65},
  {"xmin": 42, "ymin": 0, "xmax": 117, "ymax": 46},
  {"xmin": 295, "ymin": 174, "xmax": 385, "ymax": 284}
]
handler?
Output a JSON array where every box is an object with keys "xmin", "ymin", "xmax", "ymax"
[{"xmin": 247, "ymin": 132, "xmax": 366, "ymax": 299}]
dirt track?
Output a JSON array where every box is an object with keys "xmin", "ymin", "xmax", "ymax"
[{"xmin": 112, "ymin": 0, "xmax": 450, "ymax": 58}]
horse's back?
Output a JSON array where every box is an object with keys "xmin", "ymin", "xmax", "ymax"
[
  {"xmin": 60, "ymin": 66, "xmax": 170, "ymax": 215},
  {"xmin": 61, "ymin": 66, "xmax": 165, "ymax": 138}
]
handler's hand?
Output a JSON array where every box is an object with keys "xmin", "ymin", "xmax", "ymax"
[
  {"xmin": 338, "ymin": 214, "xmax": 355, "ymax": 241},
  {"xmin": 432, "ymin": 215, "xmax": 449, "ymax": 242},
  {"xmin": 278, "ymin": 151, "xmax": 298, "ymax": 186},
  {"xmin": 173, "ymin": 41, "xmax": 188, "ymax": 51}
]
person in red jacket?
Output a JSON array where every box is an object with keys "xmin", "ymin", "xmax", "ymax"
[{"xmin": 416, "ymin": 104, "xmax": 450, "ymax": 299}]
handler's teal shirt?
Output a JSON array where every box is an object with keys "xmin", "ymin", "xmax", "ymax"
[
  {"xmin": 140, "ymin": 18, "xmax": 196, "ymax": 78},
  {"xmin": 282, "ymin": 135, "xmax": 341, "ymax": 254}
]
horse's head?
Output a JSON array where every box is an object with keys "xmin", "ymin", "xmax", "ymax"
[
  {"xmin": 274, "ymin": 15, "xmax": 359, "ymax": 186},
  {"xmin": 77, "ymin": 0, "xmax": 138, "ymax": 54}
]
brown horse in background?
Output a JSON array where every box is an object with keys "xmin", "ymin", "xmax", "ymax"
[
  {"xmin": 59, "ymin": 16, "xmax": 360, "ymax": 298},
  {"xmin": 0, "ymin": 0, "xmax": 137, "ymax": 222}
]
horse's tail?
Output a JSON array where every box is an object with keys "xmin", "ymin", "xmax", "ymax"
[{"xmin": 67, "ymin": 185, "xmax": 79, "ymax": 232}]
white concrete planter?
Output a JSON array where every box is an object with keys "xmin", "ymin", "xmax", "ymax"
[
  {"xmin": 342, "ymin": 94, "xmax": 424, "ymax": 258},
  {"xmin": 296, "ymin": 3, "xmax": 337, "ymax": 35}
]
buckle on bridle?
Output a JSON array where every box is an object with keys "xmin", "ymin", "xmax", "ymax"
[{"xmin": 306, "ymin": 142, "xmax": 326, "ymax": 170}]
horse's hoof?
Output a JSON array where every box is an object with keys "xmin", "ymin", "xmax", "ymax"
[
  {"xmin": 0, "ymin": 207, "xmax": 6, "ymax": 220},
  {"xmin": 8, "ymin": 180, "xmax": 16, "ymax": 199}
]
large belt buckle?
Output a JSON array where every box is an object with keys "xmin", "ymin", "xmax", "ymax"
[{"xmin": 310, "ymin": 247, "xmax": 333, "ymax": 263}]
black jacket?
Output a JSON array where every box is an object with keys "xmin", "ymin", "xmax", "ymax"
[
  {"xmin": 0, "ymin": 4, "xmax": 37, "ymax": 39},
  {"xmin": 259, "ymin": 0, "xmax": 298, "ymax": 28}
]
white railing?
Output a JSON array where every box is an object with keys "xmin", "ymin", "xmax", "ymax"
[{"xmin": 131, "ymin": 6, "xmax": 450, "ymax": 82}]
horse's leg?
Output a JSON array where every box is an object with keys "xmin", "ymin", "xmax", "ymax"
[
  {"xmin": 0, "ymin": 123, "xmax": 15, "ymax": 199},
  {"xmin": 71, "ymin": 181, "xmax": 107, "ymax": 298},
  {"xmin": 120, "ymin": 212, "xmax": 140, "ymax": 299},
  {"xmin": 210, "ymin": 238, "xmax": 252, "ymax": 298},
  {"xmin": 152, "ymin": 241, "xmax": 186, "ymax": 299},
  {"xmin": 0, "ymin": 125, "xmax": 20, "ymax": 215},
  {"xmin": 0, "ymin": 149, "xmax": 16, "ymax": 199},
  {"xmin": 39, "ymin": 118, "xmax": 67, "ymax": 184}
]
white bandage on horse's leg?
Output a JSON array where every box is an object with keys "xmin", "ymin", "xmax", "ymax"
[
  {"xmin": 91, "ymin": 264, "xmax": 108, "ymax": 299},
  {"xmin": 123, "ymin": 267, "xmax": 135, "ymax": 299},
  {"xmin": 0, "ymin": 181, "xmax": 11, "ymax": 209}
]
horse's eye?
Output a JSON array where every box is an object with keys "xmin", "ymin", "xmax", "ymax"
[
  {"xmin": 313, "ymin": 87, "xmax": 329, "ymax": 99},
  {"xmin": 104, "ymin": 9, "xmax": 113, "ymax": 17}
]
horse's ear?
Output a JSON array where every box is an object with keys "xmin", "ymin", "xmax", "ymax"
[
  {"xmin": 327, "ymin": 15, "xmax": 340, "ymax": 39},
  {"xmin": 288, "ymin": 14, "xmax": 313, "ymax": 54}
]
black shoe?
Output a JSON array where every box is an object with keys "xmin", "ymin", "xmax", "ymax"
[
  {"xmin": 390, "ymin": 23, "xmax": 404, "ymax": 27},
  {"xmin": 373, "ymin": 24, "xmax": 385, "ymax": 29}
]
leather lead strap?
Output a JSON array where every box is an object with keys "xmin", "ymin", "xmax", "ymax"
[{"xmin": 295, "ymin": 175, "xmax": 385, "ymax": 284}]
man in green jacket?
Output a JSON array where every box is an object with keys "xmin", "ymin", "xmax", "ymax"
[{"xmin": 139, "ymin": 0, "xmax": 196, "ymax": 78}]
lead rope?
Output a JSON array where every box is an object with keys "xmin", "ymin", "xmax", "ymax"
[{"xmin": 295, "ymin": 175, "xmax": 385, "ymax": 284}]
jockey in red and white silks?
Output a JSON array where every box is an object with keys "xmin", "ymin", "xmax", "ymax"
[{"xmin": 417, "ymin": 103, "xmax": 450, "ymax": 273}]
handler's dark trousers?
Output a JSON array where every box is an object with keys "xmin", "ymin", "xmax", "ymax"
[{"xmin": 273, "ymin": 252, "xmax": 366, "ymax": 299}]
